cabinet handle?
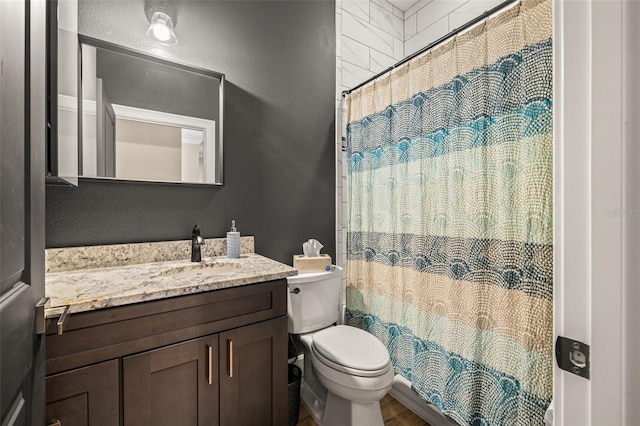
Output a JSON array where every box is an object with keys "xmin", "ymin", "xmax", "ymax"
[
  {"xmin": 207, "ymin": 345, "xmax": 213, "ymax": 385},
  {"xmin": 56, "ymin": 305, "xmax": 71, "ymax": 335},
  {"xmin": 228, "ymin": 339, "xmax": 233, "ymax": 378},
  {"xmin": 39, "ymin": 304, "xmax": 71, "ymax": 335},
  {"xmin": 48, "ymin": 420, "xmax": 62, "ymax": 426}
]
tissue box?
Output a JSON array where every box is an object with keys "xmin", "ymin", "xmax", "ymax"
[{"xmin": 293, "ymin": 254, "xmax": 332, "ymax": 273}]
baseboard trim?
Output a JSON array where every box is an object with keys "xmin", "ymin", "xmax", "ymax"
[{"xmin": 388, "ymin": 375, "xmax": 458, "ymax": 426}]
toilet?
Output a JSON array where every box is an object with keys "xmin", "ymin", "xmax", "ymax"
[{"xmin": 287, "ymin": 266, "xmax": 394, "ymax": 426}]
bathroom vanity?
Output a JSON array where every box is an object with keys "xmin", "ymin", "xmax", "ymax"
[{"xmin": 43, "ymin": 238, "xmax": 297, "ymax": 426}]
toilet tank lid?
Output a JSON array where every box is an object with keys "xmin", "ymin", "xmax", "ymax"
[
  {"xmin": 312, "ymin": 325, "xmax": 389, "ymax": 371},
  {"xmin": 287, "ymin": 265, "xmax": 343, "ymax": 284}
]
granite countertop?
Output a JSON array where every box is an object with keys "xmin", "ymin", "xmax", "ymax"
[{"xmin": 45, "ymin": 243, "xmax": 297, "ymax": 314}]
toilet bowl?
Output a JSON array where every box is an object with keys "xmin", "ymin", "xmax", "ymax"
[{"xmin": 287, "ymin": 267, "xmax": 394, "ymax": 426}]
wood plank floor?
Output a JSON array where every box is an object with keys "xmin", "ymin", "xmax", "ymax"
[{"xmin": 296, "ymin": 395, "xmax": 431, "ymax": 426}]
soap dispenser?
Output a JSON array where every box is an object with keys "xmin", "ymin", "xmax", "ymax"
[{"xmin": 227, "ymin": 220, "xmax": 240, "ymax": 259}]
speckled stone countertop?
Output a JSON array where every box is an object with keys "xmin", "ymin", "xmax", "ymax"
[{"xmin": 45, "ymin": 240, "xmax": 297, "ymax": 314}]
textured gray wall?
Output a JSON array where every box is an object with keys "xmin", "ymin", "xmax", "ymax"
[{"xmin": 46, "ymin": 0, "xmax": 336, "ymax": 265}]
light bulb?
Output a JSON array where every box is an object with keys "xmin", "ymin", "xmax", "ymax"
[
  {"xmin": 152, "ymin": 20, "xmax": 171, "ymax": 41},
  {"xmin": 146, "ymin": 11, "xmax": 177, "ymax": 45}
]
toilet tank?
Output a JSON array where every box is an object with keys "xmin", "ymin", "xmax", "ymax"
[{"xmin": 287, "ymin": 266, "xmax": 343, "ymax": 334}]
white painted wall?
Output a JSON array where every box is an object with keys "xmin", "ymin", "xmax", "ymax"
[
  {"xmin": 551, "ymin": 0, "xmax": 640, "ymax": 423},
  {"xmin": 115, "ymin": 120, "xmax": 181, "ymax": 182},
  {"xmin": 622, "ymin": 2, "xmax": 640, "ymax": 423}
]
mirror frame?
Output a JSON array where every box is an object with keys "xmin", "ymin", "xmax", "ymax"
[{"xmin": 79, "ymin": 35, "xmax": 225, "ymax": 186}]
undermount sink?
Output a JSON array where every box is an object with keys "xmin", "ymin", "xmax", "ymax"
[{"xmin": 154, "ymin": 259, "xmax": 241, "ymax": 278}]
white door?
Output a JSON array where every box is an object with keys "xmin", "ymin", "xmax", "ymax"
[{"xmin": 553, "ymin": 0, "xmax": 639, "ymax": 424}]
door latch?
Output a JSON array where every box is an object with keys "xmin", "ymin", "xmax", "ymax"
[{"xmin": 555, "ymin": 336, "xmax": 590, "ymax": 379}]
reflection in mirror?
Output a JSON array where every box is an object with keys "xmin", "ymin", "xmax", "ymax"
[{"xmin": 80, "ymin": 37, "xmax": 224, "ymax": 185}]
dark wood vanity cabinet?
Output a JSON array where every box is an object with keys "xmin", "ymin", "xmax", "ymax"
[
  {"xmin": 219, "ymin": 318, "xmax": 288, "ymax": 425},
  {"xmin": 123, "ymin": 334, "xmax": 219, "ymax": 425},
  {"xmin": 45, "ymin": 360, "xmax": 119, "ymax": 426},
  {"xmin": 45, "ymin": 280, "xmax": 288, "ymax": 426}
]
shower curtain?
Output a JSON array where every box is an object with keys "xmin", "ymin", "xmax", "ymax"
[{"xmin": 344, "ymin": 0, "xmax": 552, "ymax": 424}]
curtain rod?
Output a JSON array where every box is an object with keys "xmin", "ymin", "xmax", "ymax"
[{"xmin": 341, "ymin": 0, "xmax": 521, "ymax": 97}]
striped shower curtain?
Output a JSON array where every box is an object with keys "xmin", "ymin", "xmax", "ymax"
[{"xmin": 344, "ymin": 0, "xmax": 553, "ymax": 424}]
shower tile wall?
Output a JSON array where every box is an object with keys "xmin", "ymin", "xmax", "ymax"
[{"xmin": 404, "ymin": 0, "xmax": 506, "ymax": 55}]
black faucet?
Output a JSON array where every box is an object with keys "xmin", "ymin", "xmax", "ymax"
[{"xmin": 191, "ymin": 224, "xmax": 205, "ymax": 262}]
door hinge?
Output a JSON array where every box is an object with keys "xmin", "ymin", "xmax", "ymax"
[{"xmin": 555, "ymin": 336, "xmax": 590, "ymax": 380}]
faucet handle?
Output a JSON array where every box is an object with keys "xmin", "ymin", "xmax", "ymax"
[{"xmin": 192, "ymin": 224, "xmax": 201, "ymax": 237}]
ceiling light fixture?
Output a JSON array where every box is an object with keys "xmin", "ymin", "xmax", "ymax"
[{"xmin": 146, "ymin": 9, "xmax": 177, "ymax": 45}]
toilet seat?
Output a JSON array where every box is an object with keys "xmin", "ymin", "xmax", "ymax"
[
  {"xmin": 311, "ymin": 345, "xmax": 392, "ymax": 378},
  {"xmin": 311, "ymin": 325, "xmax": 391, "ymax": 378}
]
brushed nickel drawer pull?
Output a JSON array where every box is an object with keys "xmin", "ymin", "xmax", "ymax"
[
  {"xmin": 56, "ymin": 305, "xmax": 71, "ymax": 335},
  {"xmin": 48, "ymin": 420, "xmax": 62, "ymax": 426},
  {"xmin": 228, "ymin": 339, "xmax": 233, "ymax": 378},
  {"xmin": 42, "ymin": 304, "xmax": 71, "ymax": 335},
  {"xmin": 207, "ymin": 345, "xmax": 213, "ymax": 385}
]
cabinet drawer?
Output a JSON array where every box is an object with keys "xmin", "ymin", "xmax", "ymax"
[{"xmin": 47, "ymin": 280, "xmax": 286, "ymax": 375}]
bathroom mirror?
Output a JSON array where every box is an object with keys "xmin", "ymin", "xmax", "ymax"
[{"xmin": 79, "ymin": 36, "xmax": 224, "ymax": 185}]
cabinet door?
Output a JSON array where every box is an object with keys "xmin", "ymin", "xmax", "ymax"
[
  {"xmin": 123, "ymin": 334, "xmax": 219, "ymax": 426},
  {"xmin": 45, "ymin": 359, "xmax": 119, "ymax": 426},
  {"xmin": 219, "ymin": 316, "xmax": 288, "ymax": 426}
]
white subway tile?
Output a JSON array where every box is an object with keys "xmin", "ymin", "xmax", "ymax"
[
  {"xmin": 336, "ymin": 16, "xmax": 343, "ymax": 58},
  {"xmin": 370, "ymin": 49, "xmax": 396, "ymax": 73},
  {"xmin": 371, "ymin": 0, "xmax": 394, "ymax": 13},
  {"xmin": 342, "ymin": 36, "xmax": 370, "ymax": 69},
  {"xmin": 342, "ymin": 60, "xmax": 376, "ymax": 89},
  {"xmin": 336, "ymin": 235, "xmax": 343, "ymax": 254},
  {"xmin": 394, "ymin": 37, "xmax": 403, "ymax": 60},
  {"xmin": 417, "ymin": 0, "xmax": 468, "ymax": 31},
  {"xmin": 405, "ymin": 15, "xmax": 448, "ymax": 55},
  {"xmin": 342, "ymin": 11, "xmax": 395, "ymax": 57},
  {"xmin": 370, "ymin": 2, "xmax": 404, "ymax": 39},
  {"xmin": 404, "ymin": 12, "xmax": 417, "ymax": 40},
  {"xmin": 405, "ymin": 0, "xmax": 433, "ymax": 20},
  {"xmin": 335, "ymin": 99, "xmax": 343, "ymax": 126},
  {"xmin": 341, "ymin": 109, "xmax": 348, "ymax": 139},
  {"xmin": 393, "ymin": 6, "xmax": 404, "ymax": 19},
  {"xmin": 342, "ymin": 0, "xmax": 370, "ymax": 21},
  {"xmin": 391, "ymin": 0, "xmax": 420, "ymax": 13},
  {"xmin": 448, "ymin": 0, "xmax": 505, "ymax": 29}
]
